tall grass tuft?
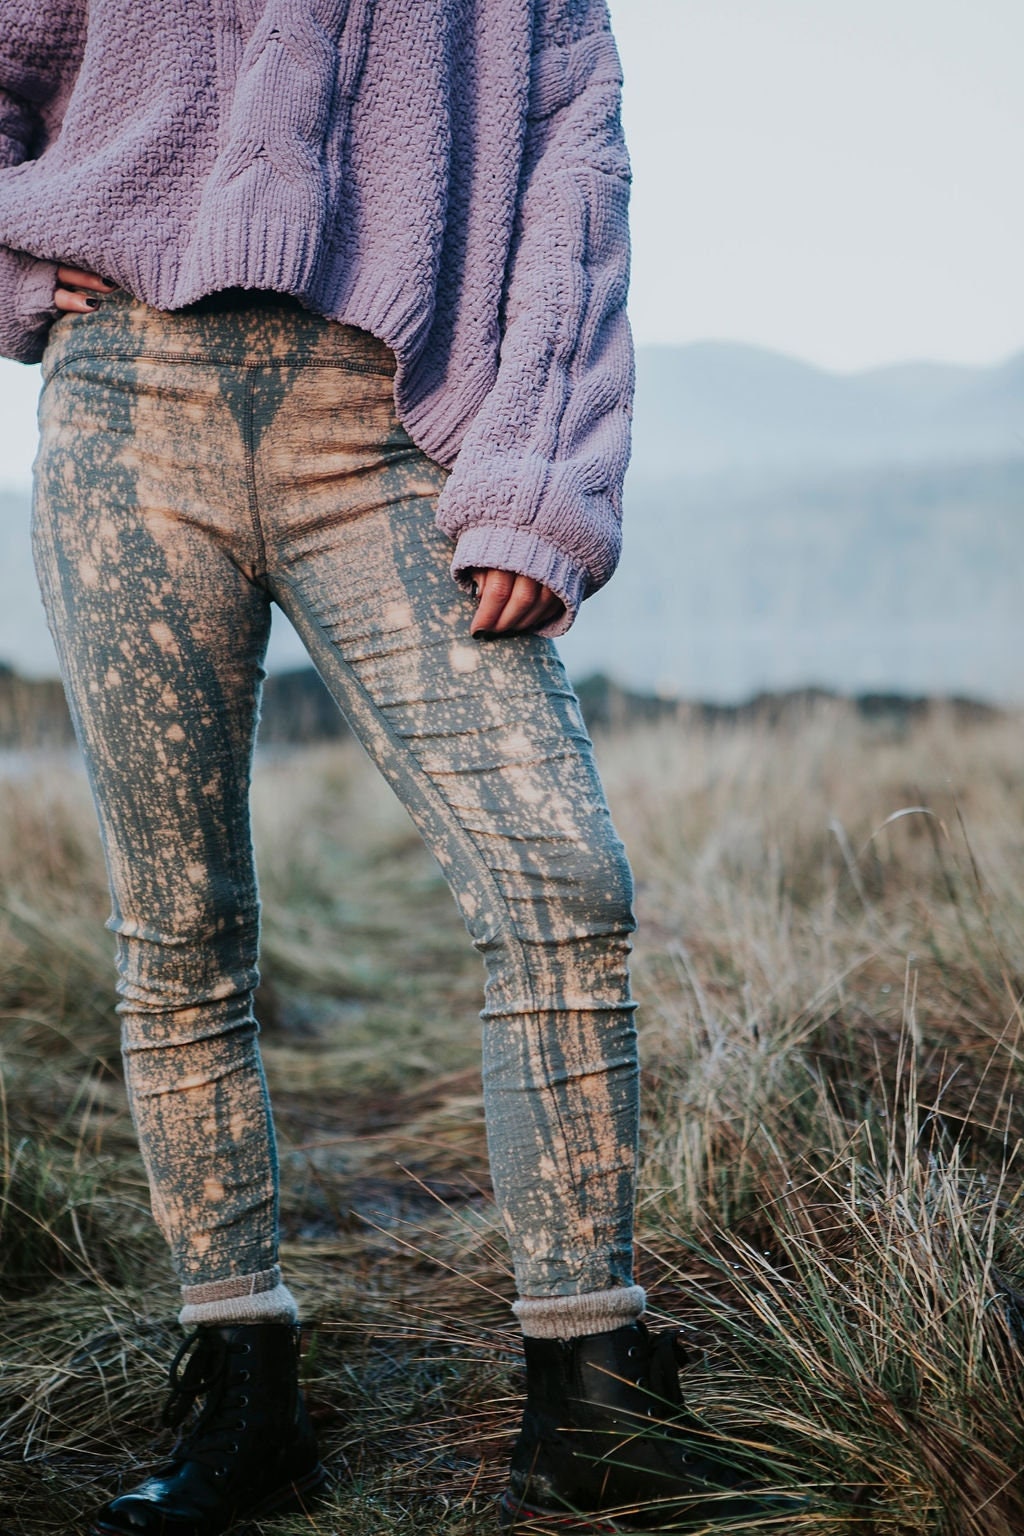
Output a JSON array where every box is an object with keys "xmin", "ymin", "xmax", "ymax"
[{"xmin": 2, "ymin": 702, "xmax": 1024, "ymax": 1532}]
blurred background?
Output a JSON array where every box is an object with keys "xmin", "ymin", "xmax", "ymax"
[{"xmin": 1, "ymin": 0, "xmax": 1021, "ymax": 707}]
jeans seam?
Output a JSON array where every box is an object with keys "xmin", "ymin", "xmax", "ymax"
[
  {"xmin": 41, "ymin": 351, "xmax": 396, "ymax": 387},
  {"xmin": 242, "ymin": 370, "xmax": 268, "ymax": 578}
]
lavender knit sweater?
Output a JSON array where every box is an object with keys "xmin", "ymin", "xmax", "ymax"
[{"xmin": 0, "ymin": 0, "xmax": 633, "ymax": 635}]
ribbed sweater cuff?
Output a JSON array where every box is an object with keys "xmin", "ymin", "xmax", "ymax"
[
  {"xmin": 449, "ymin": 524, "xmax": 587, "ymax": 637},
  {"xmin": 17, "ymin": 253, "xmax": 60, "ymax": 322},
  {"xmin": 513, "ymin": 1284, "xmax": 647, "ymax": 1340},
  {"xmin": 0, "ymin": 250, "xmax": 59, "ymax": 364}
]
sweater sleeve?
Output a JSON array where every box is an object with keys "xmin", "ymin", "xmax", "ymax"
[
  {"xmin": 0, "ymin": 5, "xmax": 87, "ymax": 364},
  {"xmin": 433, "ymin": 0, "xmax": 634, "ymax": 637}
]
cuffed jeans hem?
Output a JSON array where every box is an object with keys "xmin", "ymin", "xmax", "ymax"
[
  {"xmin": 513, "ymin": 1284, "xmax": 646, "ymax": 1340},
  {"xmin": 179, "ymin": 1266, "xmax": 299, "ymax": 1327}
]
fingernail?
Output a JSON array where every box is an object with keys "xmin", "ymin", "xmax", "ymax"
[
  {"xmin": 84, "ymin": 295, "xmax": 101, "ymax": 309},
  {"xmin": 98, "ymin": 278, "xmax": 118, "ymax": 288}
]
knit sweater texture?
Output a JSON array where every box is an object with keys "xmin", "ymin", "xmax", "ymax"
[{"xmin": 0, "ymin": 0, "xmax": 634, "ymax": 635}]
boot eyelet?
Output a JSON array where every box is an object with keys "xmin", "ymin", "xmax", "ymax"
[
  {"xmin": 238, "ymin": 1370, "xmax": 251, "ymax": 1383},
  {"xmin": 238, "ymin": 1395, "xmax": 249, "ymax": 1408},
  {"xmin": 228, "ymin": 1441, "xmax": 239, "ymax": 1455}
]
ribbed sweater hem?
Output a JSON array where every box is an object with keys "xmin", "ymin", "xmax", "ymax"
[
  {"xmin": 397, "ymin": 355, "xmax": 500, "ymax": 469},
  {"xmin": 92, "ymin": 241, "xmax": 473, "ymax": 469}
]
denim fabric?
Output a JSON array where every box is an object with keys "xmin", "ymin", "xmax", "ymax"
[{"xmin": 31, "ymin": 289, "xmax": 640, "ymax": 1300}]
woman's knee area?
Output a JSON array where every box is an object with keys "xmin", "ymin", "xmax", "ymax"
[
  {"xmin": 545, "ymin": 834, "xmax": 637, "ymax": 939},
  {"xmin": 112, "ymin": 908, "xmax": 261, "ymax": 1040}
]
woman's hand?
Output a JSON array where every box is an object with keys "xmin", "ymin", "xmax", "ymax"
[
  {"xmin": 54, "ymin": 264, "xmax": 119, "ymax": 313},
  {"xmin": 469, "ymin": 568, "xmax": 565, "ymax": 637}
]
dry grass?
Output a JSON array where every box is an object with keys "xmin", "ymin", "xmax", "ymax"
[{"xmin": 2, "ymin": 701, "xmax": 1024, "ymax": 1533}]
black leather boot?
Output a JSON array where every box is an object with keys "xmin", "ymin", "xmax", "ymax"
[
  {"xmin": 500, "ymin": 1319, "xmax": 794, "ymax": 1532},
  {"xmin": 91, "ymin": 1321, "xmax": 327, "ymax": 1536}
]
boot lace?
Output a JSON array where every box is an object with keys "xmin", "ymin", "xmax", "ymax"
[{"xmin": 160, "ymin": 1329, "xmax": 254, "ymax": 1477}]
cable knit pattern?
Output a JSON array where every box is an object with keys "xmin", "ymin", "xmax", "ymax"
[{"xmin": 0, "ymin": 0, "xmax": 633, "ymax": 634}]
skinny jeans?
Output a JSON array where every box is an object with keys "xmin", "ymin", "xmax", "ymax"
[{"xmin": 31, "ymin": 288, "xmax": 640, "ymax": 1305}]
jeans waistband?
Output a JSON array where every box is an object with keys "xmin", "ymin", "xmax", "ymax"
[{"xmin": 42, "ymin": 286, "xmax": 399, "ymax": 378}]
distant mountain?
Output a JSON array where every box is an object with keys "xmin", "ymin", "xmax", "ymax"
[
  {"xmin": 557, "ymin": 457, "xmax": 1024, "ymax": 704},
  {"xmin": 631, "ymin": 341, "xmax": 1024, "ymax": 475}
]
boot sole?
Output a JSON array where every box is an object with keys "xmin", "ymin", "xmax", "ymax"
[
  {"xmin": 498, "ymin": 1493, "xmax": 627, "ymax": 1533},
  {"xmin": 91, "ymin": 1459, "xmax": 329, "ymax": 1536}
]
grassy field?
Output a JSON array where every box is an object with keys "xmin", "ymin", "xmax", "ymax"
[{"xmin": 3, "ymin": 701, "xmax": 1024, "ymax": 1534}]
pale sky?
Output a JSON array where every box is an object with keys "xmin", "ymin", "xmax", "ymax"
[
  {"xmin": 611, "ymin": 0, "xmax": 1023, "ymax": 368},
  {"xmin": 1, "ymin": 0, "xmax": 1021, "ymax": 487}
]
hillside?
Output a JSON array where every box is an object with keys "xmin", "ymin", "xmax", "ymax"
[
  {"xmin": 631, "ymin": 341, "xmax": 1024, "ymax": 475},
  {"xmin": 557, "ymin": 457, "xmax": 1024, "ymax": 703}
]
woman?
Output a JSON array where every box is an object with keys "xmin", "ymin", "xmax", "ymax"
[{"xmin": 0, "ymin": 2, "xmax": 772, "ymax": 1532}]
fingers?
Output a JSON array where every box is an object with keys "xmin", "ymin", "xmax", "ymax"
[
  {"xmin": 470, "ymin": 569, "xmax": 519, "ymax": 635},
  {"xmin": 54, "ymin": 264, "xmax": 119, "ymax": 314},
  {"xmin": 469, "ymin": 569, "xmax": 566, "ymax": 637},
  {"xmin": 518, "ymin": 589, "xmax": 566, "ymax": 631},
  {"xmin": 56, "ymin": 265, "xmax": 117, "ymax": 290}
]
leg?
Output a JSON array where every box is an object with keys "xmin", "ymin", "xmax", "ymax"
[
  {"xmin": 256, "ymin": 362, "xmax": 641, "ymax": 1321},
  {"xmin": 254, "ymin": 342, "xmax": 798, "ymax": 1536},
  {"xmin": 268, "ymin": 488, "xmax": 790, "ymax": 1527},
  {"xmin": 31, "ymin": 339, "xmax": 290, "ymax": 1321}
]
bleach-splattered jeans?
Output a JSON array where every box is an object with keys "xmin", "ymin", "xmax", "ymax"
[{"xmin": 31, "ymin": 288, "xmax": 640, "ymax": 1315}]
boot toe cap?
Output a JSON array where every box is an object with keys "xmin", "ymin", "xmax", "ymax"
[{"xmin": 92, "ymin": 1477, "xmax": 214, "ymax": 1535}]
